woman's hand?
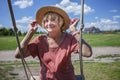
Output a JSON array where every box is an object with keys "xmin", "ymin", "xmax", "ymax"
[
  {"xmin": 15, "ymin": 21, "xmax": 38, "ymax": 58},
  {"xmin": 69, "ymin": 18, "xmax": 80, "ymax": 32},
  {"xmin": 28, "ymin": 21, "xmax": 38, "ymax": 33}
]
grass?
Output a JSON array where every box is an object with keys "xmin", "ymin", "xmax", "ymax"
[
  {"xmin": 0, "ymin": 61, "xmax": 120, "ymax": 80},
  {"xmin": 0, "ymin": 61, "xmax": 16, "ymax": 80},
  {"xmin": 0, "ymin": 34, "xmax": 37, "ymax": 50},
  {"xmin": 83, "ymin": 33, "xmax": 120, "ymax": 47},
  {"xmin": 0, "ymin": 33, "xmax": 120, "ymax": 50},
  {"xmin": 73, "ymin": 61, "xmax": 120, "ymax": 80},
  {"xmin": 0, "ymin": 61, "xmax": 40, "ymax": 80},
  {"xmin": 95, "ymin": 54, "xmax": 120, "ymax": 59}
]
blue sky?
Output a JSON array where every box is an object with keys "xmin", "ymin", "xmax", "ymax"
[{"xmin": 0, "ymin": 0, "xmax": 120, "ymax": 32}]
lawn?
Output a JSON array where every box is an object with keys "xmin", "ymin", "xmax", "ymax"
[
  {"xmin": 0, "ymin": 34, "xmax": 36, "ymax": 50},
  {"xmin": 0, "ymin": 61, "xmax": 120, "ymax": 80},
  {"xmin": 73, "ymin": 61, "xmax": 120, "ymax": 80},
  {"xmin": 0, "ymin": 33, "xmax": 120, "ymax": 50},
  {"xmin": 83, "ymin": 33, "xmax": 120, "ymax": 47}
]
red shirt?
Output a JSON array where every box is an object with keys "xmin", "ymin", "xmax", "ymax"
[{"xmin": 28, "ymin": 33, "xmax": 79, "ymax": 80}]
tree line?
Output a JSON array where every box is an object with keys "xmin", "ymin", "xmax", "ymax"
[
  {"xmin": 1, "ymin": 27, "xmax": 119, "ymax": 36},
  {"xmin": 0, "ymin": 27, "xmax": 22, "ymax": 36},
  {"xmin": 0, "ymin": 27, "xmax": 46, "ymax": 36}
]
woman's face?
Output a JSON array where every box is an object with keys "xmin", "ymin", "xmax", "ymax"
[{"xmin": 42, "ymin": 13, "xmax": 63, "ymax": 33}]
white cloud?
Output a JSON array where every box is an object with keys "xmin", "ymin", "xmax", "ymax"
[
  {"xmin": 113, "ymin": 15, "xmax": 120, "ymax": 20},
  {"xmin": 16, "ymin": 16, "xmax": 35, "ymax": 32},
  {"xmin": 95, "ymin": 17, "xmax": 98, "ymax": 19},
  {"xmin": 84, "ymin": 4, "xmax": 94, "ymax": 14},
  {"xmin": 16, "ymin": 24, "xmax": 46, "ymax": 33},
  {"xmin": 100, "ymin": 19, "xmax": 118, "ymax": 24},
  {"xmin": 110, "ymin": 9, "xmax": 118, "ymax": 13},
  {"xmin": 16, "ymin": 16, "xmax": 34, "ymax": 23},
  {"xmin": 13, "ymin": 0, "xmax": 33, "ymax": 9},
  {"xmin": 85, "ymin": 18, "xmax": 120, "ymax": 31},
  {"xmin": 16, "ymin": 24, "xmax": 30, "ymax": 32},
  {"xmin": 55, "ymin": 0, "xmax": 94, "ymax": 15}
]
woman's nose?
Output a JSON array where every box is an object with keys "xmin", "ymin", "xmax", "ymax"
[
  {"xmin": 48, "ymin": 20, "xmax": 52, "ymax": 24},
  {"xmin": 47, "ymin": 20, "xmax": 52, "ymax": 26}
]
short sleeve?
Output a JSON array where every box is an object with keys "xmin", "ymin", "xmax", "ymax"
[
  {"xmin": 70, "ymin": 37, "xmax": 79, "ymax": 53},
  {"xmin": 28, "ymin": 37, "xmax": 39, "ymax": 58}
]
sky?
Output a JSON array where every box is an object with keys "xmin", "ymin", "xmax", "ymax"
[{"xmin": 0, "ymin": 0, "xmax": 120, "ymax": 32}]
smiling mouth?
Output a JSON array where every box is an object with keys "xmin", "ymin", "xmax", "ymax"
[{"xmin": 46, "ymin": 27, "xmax": 55, "ymax": 32}]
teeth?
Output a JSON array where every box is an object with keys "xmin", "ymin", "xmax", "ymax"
[{"xmin": 47, "ymin": 28, "xmax": 53, "ymax": 32}]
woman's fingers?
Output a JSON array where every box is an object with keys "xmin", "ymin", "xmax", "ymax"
[
  {"xmin": 31, "ymin": 21, "xmax": 37, "ymax": 27},
  {"xmin": 71, "ymin": 18, "xmax": 80, "ymax": 24},
  {"xmin": 29, "ymin": 21, "xmax": 38, "ymax": 32}
]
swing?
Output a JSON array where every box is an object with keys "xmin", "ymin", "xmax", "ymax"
[{"xmin": 7, "ymin": 0, "xmax": 85, "ymax": 80}]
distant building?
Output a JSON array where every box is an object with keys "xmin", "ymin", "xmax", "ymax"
[{"xmin": 83, "ymin": 26, "xmax": 101, "ymax": 33}]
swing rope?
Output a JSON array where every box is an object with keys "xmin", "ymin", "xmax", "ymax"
[
  {"xmin": 7, "ymin": 0, "xmax": 36, "ymax": 80},
  {"xmin": 79, "ymin": 0, "xmax": 85, "ymax": 80}
]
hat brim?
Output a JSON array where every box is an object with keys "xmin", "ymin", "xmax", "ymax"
[{"xmin": 36, "ymin": 6, "xmax": 70, "ymax": 30}]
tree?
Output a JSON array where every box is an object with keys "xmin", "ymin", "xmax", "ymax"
[
  {"xmin": 8, "ymin": 28, "xmax": 15, "ymax": 36},
  {"xmin": 0, "ymin": 27, "xmax": 8, "ymax": 36}
]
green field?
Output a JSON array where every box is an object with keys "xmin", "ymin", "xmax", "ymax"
[
  {"xmin": 0, "ymin": 33, "xmax": 120, "ymax": 50},
  {"xmin": 0, "ymin": 61, "xmax": 120, "ymax": 80},
  {"xmin": 74, "ymin": 61, "xmax": 120, "ymax": 80},
  {"xmin": 0, "ymin": 34, "xmax": 36, "ymax": 50},
  {"xmin": 83, "ymin": 33, "xmax": 120, "ymax": 47}
]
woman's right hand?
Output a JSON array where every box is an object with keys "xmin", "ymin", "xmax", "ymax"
[
  {"xmin": 15, "ymin": 21, "xmax": 39, "ymax": 58},
  {"xmin": 29, "ymin": 21, "xmax": 38, "ymax": 33}
]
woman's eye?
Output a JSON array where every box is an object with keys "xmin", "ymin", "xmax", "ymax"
[
  {"xmin": 51, "ymin": 18, "xmax": 56, "ymax": 21},
  {"xmin": 44, "ymin": 20, "xmax": 48, "ymax": 23}
]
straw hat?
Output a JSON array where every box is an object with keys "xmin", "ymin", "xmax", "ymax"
[{"xmin": 36, "ymin": 6, "xmax": 70, "ymax": 30}]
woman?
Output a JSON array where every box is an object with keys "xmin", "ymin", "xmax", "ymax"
[{"xmin": 15, "ymin": 6, "xmax": 92, "ymax": 80}]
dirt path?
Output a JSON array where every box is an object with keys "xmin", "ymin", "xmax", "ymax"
[{"xmin": 0, "ymin": 47, "xmax": 120, "ymax": 62}]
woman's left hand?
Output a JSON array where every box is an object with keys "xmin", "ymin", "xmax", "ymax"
[{"xmin": 69, "ymin": 18, "xmax": 80, "ymax": 32}]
